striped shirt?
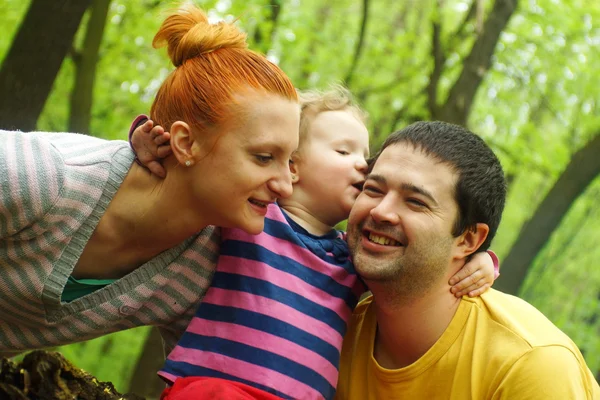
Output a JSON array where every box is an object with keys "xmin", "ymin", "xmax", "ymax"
[
  {"xmin": 160, "ymin": 205, "xmax": 364, "ymax": 400},
  {"xmin": 0, "ymin": 130, "xmax": 219, "ymax": 356}
]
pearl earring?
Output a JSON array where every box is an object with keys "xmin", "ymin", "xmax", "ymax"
[{"xmin": 185, "ymin": 160, "xmax": 192, "ymax": 167}]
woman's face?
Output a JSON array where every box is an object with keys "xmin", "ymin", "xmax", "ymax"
[{"xmin": 192, "ymin": 95, "xmax": 300, "ymax": 234}]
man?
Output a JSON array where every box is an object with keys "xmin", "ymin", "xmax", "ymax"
[{"xmin": 336, "ymin": 121, "xmax": 600, "ymax": 399}]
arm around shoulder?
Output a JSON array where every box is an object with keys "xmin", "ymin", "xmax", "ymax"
[
  {"xmin": 493, "ymin": 345, "xmax": 599, "ymax": 400},
  {"xmin": 0, "ymin": 131, "xmax": 65, "ymax": 239}
]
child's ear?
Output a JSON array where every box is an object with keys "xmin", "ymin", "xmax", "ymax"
[
  {"xmin": 290, "ymin": 153, "xmax": 301, "ymax": 183},
  {"xmin": 452, "ymin": 223, "xmax": 489, "ymax": 260},
  {"xmin": 170, "ymin": 121, "xmax": 196, "ymax": 166}
]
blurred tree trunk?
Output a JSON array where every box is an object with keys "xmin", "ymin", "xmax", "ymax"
[
  {"xmin": 0, "ymin": 0, "xmax": 92, "ymax": 131},
  {"xmin": 345, "ymin": 0, "xmax": 370, "ymax": 86},
  {"xmin": 128, "ymin": 327, "xmax": 166, "ymax": 399},
  {"xmin": 496, "ymin": 133, "xmax": 600, "ymax": 295},
  {"xmin": 69, "ymin": 0, "xmax": 112, "ymax": 134},
  {"xmin": 296, "ymin": 3, "xmax": 332, "ymax": 87},
  {"xmin": 430, "ymin": 0, "xmax": 519, "ymax": 126},
  {"xmin": 252, "ymin": 0, "xmax": 282, "ymax": 54}
]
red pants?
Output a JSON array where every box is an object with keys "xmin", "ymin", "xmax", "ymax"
[{"xmin": 161, "ymin": 377, "xmax": 283, "ymax": 400}]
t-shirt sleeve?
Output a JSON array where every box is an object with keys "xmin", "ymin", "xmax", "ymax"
[
  {"xmin": 487, "ymin": 249, "xmax": 500, "ymax": 279},
  {"xmin": 0, "ymin": 131, "xmax": 65, "ymax": 239},
  {"xmin": 493, "ymin": 345, "xmax": 595, "ymax": 399}
]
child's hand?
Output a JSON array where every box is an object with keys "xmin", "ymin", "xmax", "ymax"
[
  {"xmin": 448, "ymin": 251, "xmax": 495, "ymax": 297},
  {"xmin": 131, "ymin": 119, "xmax": 172, "ymax": 178}
]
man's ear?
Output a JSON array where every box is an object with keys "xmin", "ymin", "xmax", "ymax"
[
  {"xmin": 170, "ymin": 121, "xmax": 196, "ymax": 166},
  {"xmin": 453, "ymin": 223, "xmax": 489, "ymax": 260}
]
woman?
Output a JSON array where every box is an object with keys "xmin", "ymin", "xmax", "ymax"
[{"xmin": 0, "ymin": 4, "xmax": 299, "ymax": 357}]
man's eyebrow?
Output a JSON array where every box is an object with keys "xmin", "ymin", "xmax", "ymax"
[
  {"xmin": 401, "ymin": 183, "xmax": 439, "ymax": 206},
  {"xmin": 365, "ymin": 173, "xmax": 386, "ymax": 185},
  {"xmin": 366, "ymin": 174, "xmax": 439, "ymax": 206}
]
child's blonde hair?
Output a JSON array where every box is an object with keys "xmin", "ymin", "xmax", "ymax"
[{"xmin": 298, "ymin": 85, "xmax": 368, "ymax": 144}]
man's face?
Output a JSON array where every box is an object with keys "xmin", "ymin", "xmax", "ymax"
[{"xmin": 347, "ymin": 143, "xmax": 461, "ymax": 295}]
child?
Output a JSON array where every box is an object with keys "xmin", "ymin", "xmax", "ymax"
[{"xmin": 130, "ymin": 86, "xmax": 498, "ymax": 400}]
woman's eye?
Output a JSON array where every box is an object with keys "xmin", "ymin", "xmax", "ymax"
[
  {"xmin": 336, "ymin": 150, "xmax": 349, "ymax": 155},
  {"xmin": 255, "ymin": 154, "xmax": 273, "ymax": 164}
]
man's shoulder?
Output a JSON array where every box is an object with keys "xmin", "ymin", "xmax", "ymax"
[
  {"xmin": 460, "ymin": 290, "xmax": 598, "ymax": 397},
  {"xmin": 464, "ymin": 289, "xmax": 580, "ymax": 351}
]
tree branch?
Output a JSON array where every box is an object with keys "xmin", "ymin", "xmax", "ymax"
[
  {"xmin": 427, "ymin": 14, "xmax": 445, "ymax": 116},
  {"xmin": 345, "ymin": 0, "xmax": 370, "ymax": 86},
  {"xmin": 449, "ymin": 0, "xmax": 477, "ymax": 46},
  {"xmin": 437, "ymin": 0, "xmax": 519, "ymax": 125},
  {"xmin": 69, "ymin": 0, "xmax": 111, "ymax": 134},
  {"xmin": 0, "ymin": 0, "xmax": 92, "ymax": 131},
  {"xmin": 253, "ymin": 0, "xmax": 282, "ymax": 54},
  {"xmin": 496, "ymin": 131, "xmax": 600, "ymax": 295}
]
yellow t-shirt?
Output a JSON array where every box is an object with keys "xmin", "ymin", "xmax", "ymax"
[{"xmin": 336, "ymin": 289, "xmax": 600, "ymax": 400}]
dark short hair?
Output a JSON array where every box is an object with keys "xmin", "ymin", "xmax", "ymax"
[{"xmin": 369, "ymin": 121, "xmax": 506, "ymax": 251}]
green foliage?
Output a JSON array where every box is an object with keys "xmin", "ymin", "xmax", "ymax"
[
  {"xmin": 0, "ymin": 1, "xmax": 30, "ymax": 65},
  {"xmin": 1, "ymin": 0, "xmax": 599, "ymax": 385},
  {"xmin": 56, "ymin": 327, "xmax": 152, "ymax": 392}
]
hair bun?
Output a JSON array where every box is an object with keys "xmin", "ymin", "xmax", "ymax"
[{"xmin": 153, "ymin": 4, "xmax": 248, "ymax": 67}]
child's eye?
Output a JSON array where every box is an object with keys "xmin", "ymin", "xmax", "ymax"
[
  {"xmin": 336, "ymin": 150, "xmax": 349, "ymax": 155},
  {"xmin": 255, "ymin": 154, "xmax": 273, "ymax": 164}
]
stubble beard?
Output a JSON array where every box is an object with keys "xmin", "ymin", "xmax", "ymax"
[{"xmin": 351, "ymin": 233, "xmax": 454, "ymax": 302}]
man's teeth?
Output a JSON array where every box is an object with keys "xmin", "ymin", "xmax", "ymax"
[
  {"xmin": 249, "ymin": 199, "xmax": 267, "ymax": 207},
  {"xmin": 368, "ymin": 233, "xmax": 400, "ymax": 246}
]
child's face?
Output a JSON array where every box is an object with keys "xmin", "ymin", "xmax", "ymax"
[{"xmin": 294, "ymin": 110, "xmax": 369, "ymax": 226}]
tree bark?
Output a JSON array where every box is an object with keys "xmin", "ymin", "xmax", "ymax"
[
  {"xmin": 296, "ymin": 4, "xmax": 332, "ymax": 86},
  {"xmin": 127, "ymin": 327, "xmax": 166, "ymax": 399},
  {"xmin": 495, "ymin": 133, "xmax": 600, "ymax": 294},
  {"xmin": 0, "ymin": 0, "xmax": 92, "ymax": 131},
  {"xmin": 68, "ymin": 0, "xmax": 112, "ymax": 134},
  {"xmin": 344, "ymin": 0, "xmax": 370, "ymax": 86},
  {"xmin": 427, "ymin": 6, "xmax": 444, "ymax": 116},
  {"xmin": 435, "ymin": 0, "xmax": 518, "ymax": 125},
  {"xmin": 252, "ymin": 0, "xmax": 282, "ymax": 54}
]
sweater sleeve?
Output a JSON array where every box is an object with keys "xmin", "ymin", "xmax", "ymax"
[{"xmin": 0, "ymin": 131, "xmax": 65, "ymax": 239}]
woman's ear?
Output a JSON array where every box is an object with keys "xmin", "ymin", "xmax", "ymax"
[
  {"xmin": 452, "ymin": 223, "xmax": 489, "ymax": 260},
  {"xmin": 170, "ymin": 121, "xmax": 196, "ymax": 166}
]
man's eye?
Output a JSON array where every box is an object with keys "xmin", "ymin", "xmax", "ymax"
[
  {"xmin": 408, "ymin": 198, "xmax": 426, "ymax": 207},
  {"xmin": 255, "ymin": 154, "xmax": 273, "ymax": 164},
  {"xmin": 363, "ymin": 185, "xmax": 382, "ymax": 194},
  {"xmin": 336, "ymin": 150, "xmax": 349, "ymax": 155}
]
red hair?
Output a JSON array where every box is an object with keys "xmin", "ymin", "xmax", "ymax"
[{"xmin": 150, "ymin": 4, "xmax": 297, "ymax": 134}]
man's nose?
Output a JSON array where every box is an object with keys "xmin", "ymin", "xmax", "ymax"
[{"xmin": 370, "ymin": 196, "xmax": 400, "ymax": 225}]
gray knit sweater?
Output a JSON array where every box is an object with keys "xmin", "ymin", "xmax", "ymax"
[{"xmin": 0, "ymin": 130, "xmax": 219, "ymax": 356}]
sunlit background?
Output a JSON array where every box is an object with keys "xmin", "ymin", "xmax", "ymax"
[{"xmin": 1, "ymin": 0, "xmax": 598, "ymax": 397}]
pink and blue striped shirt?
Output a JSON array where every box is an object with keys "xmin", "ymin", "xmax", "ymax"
[{"xmin": 159, "ymin": 205, "xmax": 364, "ymax": 399}]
